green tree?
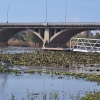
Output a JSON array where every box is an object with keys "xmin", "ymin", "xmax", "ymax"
[
  {"xmin": 31, "ymin": 33, "xmax": 42, "ymax": 45},
  {"xmin": 13, "ymin": 31, "xmax": 43, "ymax": 46}
]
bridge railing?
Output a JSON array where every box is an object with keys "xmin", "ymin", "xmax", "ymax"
[
  {"xmin": 1, "ymin": 22, "xmax": 100, "ymax": 25},
  {"xmin": 70, "ymin": 38, "xmax": 100, "ymax": 52}
]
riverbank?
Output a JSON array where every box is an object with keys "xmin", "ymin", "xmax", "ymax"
[{"xmin": 8, "ymin": 38, "xmax": 42, "ymax": 47}]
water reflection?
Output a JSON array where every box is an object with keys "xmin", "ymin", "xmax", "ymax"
[
  {"xmin": 0, "ymin": 46, "xmax": 40, "ymax": 54},
  {"xmin": 11, "ymin": 65, "xmax": 100, "ymax": 75},
  {"xmin": 0, "ymin": 73, "xmax": 100, "ymax": 100},
  {"xmin": 0, "ymin": 73, "xmax": 8, "ymax": 98}
]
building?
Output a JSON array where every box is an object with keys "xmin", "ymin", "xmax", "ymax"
[{"xmin": 80, "ymin": 30, "xmax": 93, "ymax": 38}]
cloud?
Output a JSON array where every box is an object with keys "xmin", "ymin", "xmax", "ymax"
[{"xmin": 68, "ymin": 17, "xmax": 80, "ymax": 22}]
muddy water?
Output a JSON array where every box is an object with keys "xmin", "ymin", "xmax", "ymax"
[{"xmin": 0, "ymin": 73, "xmax": 100, "ymax": 100}]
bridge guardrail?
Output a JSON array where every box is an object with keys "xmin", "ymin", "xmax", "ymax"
[{"xmin": 0, "ymin": 22, "xmax": 100, "ymax": 26}]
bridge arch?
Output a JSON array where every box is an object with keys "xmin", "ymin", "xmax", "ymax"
[
  {"xmin": 0, "ymin": 26, "xmax": 97, "ymax": 47},
  {"xmin": 0, "ymin": 28, "xmax": 44, "ymax": 43},
  {"xmin": 50, "ymin": 28, "xmax": 94, "ymax": 47}
]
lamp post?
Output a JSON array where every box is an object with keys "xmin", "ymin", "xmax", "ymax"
[
  {"xmin": 46, "ymin": 0, "xmax": 47, "ymax": 22},
  {"xmin": 65, "ymin": 3, "xmax": 67, "ymax": 22},
  {"xmin": 7, "ymin": 5, "xmax": 9, "ymax": 23}
]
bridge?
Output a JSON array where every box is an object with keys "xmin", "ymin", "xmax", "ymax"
[{"xmin": 0, "ymin": 22, "xmax": 100, "ymax": 47}]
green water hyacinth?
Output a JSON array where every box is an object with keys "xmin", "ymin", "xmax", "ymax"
[
  {"xmin": 80, "ymin": 92, "xmax": 100, "ymax": 100},
  {"xmin": 0, "ymin": 51, "xmax": 100, "ymax": 67}
]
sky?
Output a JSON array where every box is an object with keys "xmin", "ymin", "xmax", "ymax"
[{"xmin": 0, "ymin": 0, "xmax": 100, "ymax": 23}]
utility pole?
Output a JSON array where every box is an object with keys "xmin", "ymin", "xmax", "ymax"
[
  {"xmin": 7, "ymin": 5, "xmax": 9, "ymax": 23},
  {"xmin": 65, "ymin": 3, "xmax": 67, "ymax": 22},
  {"xmin": 46, "ymin": 0, "xmax": 47, "ymax": 22}
]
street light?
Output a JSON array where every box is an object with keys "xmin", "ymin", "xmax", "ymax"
[
  {"xmin": 46, "ymin": 0, "xmax": 47, "ymax": 22},
  {"xmin": 65, "ymin": 3, "xmax": 67, "ymax": 22},
  {"xmin": 7, "ymin": 5, "xmax": 9, "ymax": 23}
]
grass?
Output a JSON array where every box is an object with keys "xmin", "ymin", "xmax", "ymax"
[{"xmin": 80, "ymin": 91, "xmax": 100, "ymax": 100}]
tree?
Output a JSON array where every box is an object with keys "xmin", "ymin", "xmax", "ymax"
[
  {"xmin": 31, "ymin": 33, "xmax": 42, "ymax": 45},
  {"xmin": 12, "ymin": 31, "xmax": 43, "ymax": 46}
]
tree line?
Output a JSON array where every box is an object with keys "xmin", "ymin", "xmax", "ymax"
[{"xmin": 13, "ymin": 30, "xmax": 42, "ymax": 45}]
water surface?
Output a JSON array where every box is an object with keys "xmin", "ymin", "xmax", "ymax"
[
  {"xmin": 0, "ymin": 73, "xmax": 100, "ymax": 100},
  {"xmin": 0, "ymin": 46, "xmax": 100, "ymax": 99},
  {"xmin": 0, "ymin": 46, "xmax": 40, "ymax": 54}
]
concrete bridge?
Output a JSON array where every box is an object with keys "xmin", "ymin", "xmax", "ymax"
[{"xmin": 0, "ymin": 22, "xmax": 100, "ymax": 47}]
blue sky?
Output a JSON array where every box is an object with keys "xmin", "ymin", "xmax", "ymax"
[{"xmin": 0, "ymin": 0, "xmax": 100, "ymax": 23}]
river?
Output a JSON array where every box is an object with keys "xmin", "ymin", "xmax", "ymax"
[
  {"xmin": 0, "ymin": 46, "xmax": 100, "ymax": 100},
  {"xmin": 0, "ymin": 72, "xmax": 100, "ymax": 100}
]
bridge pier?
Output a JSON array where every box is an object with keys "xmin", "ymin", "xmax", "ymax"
[{"xmin": 43, "ymin": 28, "xmax": 50, "ymax": 47}]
